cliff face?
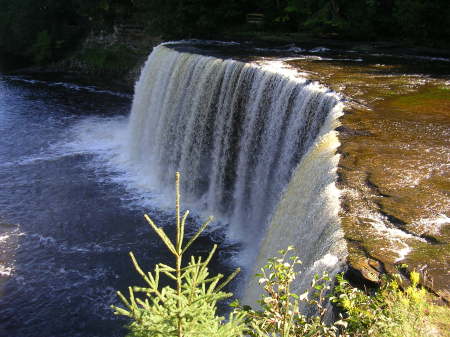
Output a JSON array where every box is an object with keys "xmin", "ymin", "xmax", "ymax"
[{"xmin": 51, "ymin": 26, "xmax": 162, "ymax": 89}]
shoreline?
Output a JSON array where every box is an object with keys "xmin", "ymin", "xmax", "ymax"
[{"xmin": 3, "ymin": 34, "xmax": 450, "ymax": 91}]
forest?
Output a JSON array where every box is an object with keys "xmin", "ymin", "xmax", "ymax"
[{"xmin": 0, "ymin": 0, "xmax": 449, "ymax": 68}]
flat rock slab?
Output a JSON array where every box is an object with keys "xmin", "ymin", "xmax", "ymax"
[{"xmin": 287, "ymin": 53, "xmax": 450, "ymax": 301}]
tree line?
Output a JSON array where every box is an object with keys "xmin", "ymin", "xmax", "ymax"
[{"xmin": 0, "ymin": 0, "xmax": 449, "ymax": 68}]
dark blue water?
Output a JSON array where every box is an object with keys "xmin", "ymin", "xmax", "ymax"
[{"xmin": 0, "ymin": 75, "xmax": 234, "ymax": 337}]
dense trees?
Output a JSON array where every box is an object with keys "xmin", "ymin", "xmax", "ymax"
[
  {"xmin": 126, "ymin": 0, "xmax": 244, "ymax": 37},
  {"xmin": 0, "ymin": 0, "xmax": 449, "ymax": 69},
  {"xmin": 280, "ymin": 0, "xmax": 450, "ymax": 42},
  {"xmin": 0, "ymin": 0, "xmax": 86, "ymax": 67},
  {"xmin": 0, "ymin": 0, "xmax": 133, "ymax": 67}
]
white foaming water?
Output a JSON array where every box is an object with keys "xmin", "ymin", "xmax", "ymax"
[
  {"xmin": 163, "ymin": 39, "xmax": 241, "ymax": 47},
  {"xmin": 126, "ymin": 45, "xmax": 343, "ymax": 244},
  {"xmin": 244, "ymin": 102, "xmax": 346, "ymax": 302},
  {"xmin": 361, "ymin": 209, "xmax": 418, "ymax": 262},
  {"xmin": 0, "ymin": 227, "xmax": 23, "ymax": 278},
  {"xmin": 3, "ymin": 75, "xmax": 132, "ymax": 98},
  {"xmin": 117, "ymin": 44, "xmax": 347, "ymax": 299},
  {"xmin": 340, "ymin": 191, "xmax": 426, "ymax": 263},
  {"xmin": 254, "ymin": 45, "xmax": 305, "ymax": 54},
  {"xmin": 66, "ymin": 44, "xmax": 347, "ymax": 297},
  {"xmin": 0, "ymin": 266, "xmax": 12, "ymax": 277},
  {"xmin": 309, "ymin": 47, "xmax": 331, "ymax": 53},
  {"xmin": 28, "ymin": 233, "xmax": 125, "ymax": 254},
  {"xmin": 63, "ymin": 115, "xmax": 176, "ymax": 210},
  {"xmin": 414, "ymin": 214, "xmax": 450, "ymax": 236}
]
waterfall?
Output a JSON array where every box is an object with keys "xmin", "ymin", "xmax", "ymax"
[
  {"xmin": 126, "ymin": 44, "xmax": 346, "ymax": 297},
  {"xmin": 243, "ymin": 100, "xmax": 346, "ymax": 303}
]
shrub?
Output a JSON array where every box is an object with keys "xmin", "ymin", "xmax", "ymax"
[
  {"xmin": 332, "ymin": 269, "xmax": 449, "ymax": 337},
  {"xmin": 112, "ymin": 172, "xmax": 245, "ymax": 337},
  {"xmin": 231, "ymin": 246, "xmax": 345, "ymax": 337}
]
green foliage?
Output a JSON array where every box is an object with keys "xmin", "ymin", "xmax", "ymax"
[
  {"xmin": 133, "ymin": 0, "xmax": 246, "ymax": 37},
  {"xmin": 280, "ymin": 0, "xmax": 346, "ymax": 34},
  {"xmin": 332, "ymin": 270, "xmax": 449, "ymax": 337},
  {"xmin": 393, "ymin": 0, "xmax": 450, "ymax": 44},
  {"xmin": 232, "ymin": 246, "xmax": 345, "ymax": 337},
  {"xmin": 78, "ymin": 44, "xmax": 138, "ymax": 75},
  {"xmin": 112, "ymin": 172, "xmax": 245, "ymax": 337},
  {"xmin": 31, "ymin": 31, "xmax": 53, "ymax": 65}
]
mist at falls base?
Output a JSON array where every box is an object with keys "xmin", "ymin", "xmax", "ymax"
[{"xmin": 118, "ymin": 44, "xmax": 347, "ymax": 302}]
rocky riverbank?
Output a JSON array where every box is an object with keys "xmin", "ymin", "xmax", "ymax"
[{"xmin": 288, "ymin": 52, "xmax": 450, "ymax": 301}]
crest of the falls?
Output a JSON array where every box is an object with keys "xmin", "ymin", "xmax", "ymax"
[{"xmin": 126, "ymin": 44, "xmax": 346, "ymax": 294}]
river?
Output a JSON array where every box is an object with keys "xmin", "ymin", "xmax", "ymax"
[{"xmin": 0, "ymin": 75, "xmax": 235, "ymax": 337}]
